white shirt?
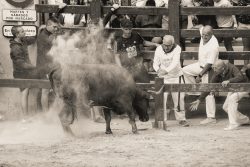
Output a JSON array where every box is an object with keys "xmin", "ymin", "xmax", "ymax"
[
  {"xmin": 153, "ymin": 44, "xmax": 183, "ymax": 79},
  {"xmin": 199, "ymin": 27, "xmax": 219, "ymax": 67},
  {"xmin": 214, "ymin": 0, "xmax": 234, "ymax": 27},
  {"xmin": 63, "ymin": 13, "xmax": 75, "ymax": 27}
]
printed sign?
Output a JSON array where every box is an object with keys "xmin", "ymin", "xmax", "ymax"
[
  {"xmin": 2, "ymin": 25, "xmax": 37, "ymax": 37},
  {"xmin": 3, "ymin": 9, "xmax": 36, "ymax": 22}
]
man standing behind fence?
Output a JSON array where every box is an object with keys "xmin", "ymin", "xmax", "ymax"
[
  {"xmin": 182, "ymin": 25, "xmax": 219, "ymax": 125},
  {"xmin": 36, "ymin": 17, "xmax": 61, "ymax": 112},
  {"xmin": 153, "ymin": 35, "xmax": 189, "ymax": 127},
  {"xmin": 9, "ymin": 26, "xmax": 38, "ymax": 116},
  {"xmin": 190, "ymin": 60, "xmax": 249, "ymax": 130}
]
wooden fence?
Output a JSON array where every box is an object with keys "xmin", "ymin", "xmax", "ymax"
[{"xmin": 2, "ymin": 0, "xmax": 250, "ymax": 128}]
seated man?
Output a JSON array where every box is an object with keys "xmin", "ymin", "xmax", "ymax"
[
  {"xmin": 190, "ymin": 60, "xmax": 249, "ymax": 130},
  {"xmin": 182, "ymin": 25, "xmax": 219, "ymax": 125}
]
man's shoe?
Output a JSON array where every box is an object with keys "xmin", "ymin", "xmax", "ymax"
[
  {"xmin": 224, "ymin": 124, "xmax": 240, "ymax": 131},
  {"xmin": 200, "ymin": 118, "xmax": 216, "ymax": 125},
  {"xmin": 179, "ymin": 120, "xmax": 189, "ymax": 127}
]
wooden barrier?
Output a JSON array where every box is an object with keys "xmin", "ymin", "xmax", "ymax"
[
  {"xmin": 33, "ymin": 0, "xmax": 250, "ymax": 130},
  {"xmin": 0, "ymin": 79, "xmax": 50, "ymax": 89}
]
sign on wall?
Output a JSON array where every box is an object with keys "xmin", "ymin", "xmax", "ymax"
[
  {"xmin": 2, "ymin": 9, "xmax": 37, "ymax": 22},
  {"xmin": 2, "ymin": 25, "xmax": 37, "ymax": 37}
]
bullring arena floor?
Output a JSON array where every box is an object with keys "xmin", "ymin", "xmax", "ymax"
[
  {"xmin": 0, "ymin": 40, "xmax": 250, "ymax": 166},
  {"xmin": 0, "ymin": 104, "xmax": 250, "ymax": 167}
]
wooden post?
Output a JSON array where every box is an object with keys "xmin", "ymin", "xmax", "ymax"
[
  {"xmin": 121, "ymin": 0, "xmax": 131, "ymax": 6},
  {"xmin": 38, "ymin": 0, "xmax": 47, "ymax": 25},
  {"xmin": 168, "ymin": 0, "xmax": 180, "ymax": 45},
  {"xmin": 153, "ymin": 77, "xmax": 167, "ymax": 130},
  {"xmin": 90, "ymin": 0, "xmax": 101, "ymax": 24}
]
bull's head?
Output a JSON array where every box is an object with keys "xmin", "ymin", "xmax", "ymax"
[
  {"xmin": 49, "ymin": 68, "xmax": 64, "ymax": 98},
  {"xmin": 133, "ymin": 88, "xmax": 150, "ymax": 122}
]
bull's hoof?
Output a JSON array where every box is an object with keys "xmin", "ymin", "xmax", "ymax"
[
  {"xmin": 132, "ymin": 130, "xmax": 139, "ymax": 134},
  {"xmin": 105, "ymin": 130, "xmax": 113, "ymax": 134}
]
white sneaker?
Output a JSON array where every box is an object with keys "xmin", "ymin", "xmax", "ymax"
[
  {"xmin": 224, "ymin": 124, "xmax": 240, "ymax": 131},
  {"xmin": 200, "ymin": 118, "xmax": 216, "ymax": 125}
]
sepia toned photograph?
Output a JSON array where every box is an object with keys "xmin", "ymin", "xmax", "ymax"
[{"xmin": 0, "ymin": 0, "xmax": 250, "ymax": 166}]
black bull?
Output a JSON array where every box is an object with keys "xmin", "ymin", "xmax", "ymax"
[{"xmin": 49, "ymin": 64, "xmax": 150, "ymax": 135}]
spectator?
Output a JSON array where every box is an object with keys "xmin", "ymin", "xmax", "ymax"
[
  {"xmin": 153, "ymin": 35, "xmax": 189, "ymax": 127},
  {"xmin": 234, "ymin": 0, "xmax": 250, "ymax": 73},
  {"xmin": 182, "ymin": 25, "xmax": 219, "ymax": 125},
  {"xmin": 9, "ymin": 26, "xmax": 38, "ymax": 116},
  {"xmin": 213, "ymin": 0, "xmax": 237, "ymax": 53},
  {"xmin": 36, "ymin": 17, "xmax": 62, "ymax": 113},
  {"xmin": 103, "ymin": 3, "xmax": 125, "ymax": 28},
  {"xmin": 190, "ymin": 60, "xmax": 249, "ymax": 130},
  {"xmin": 114, "ymin": 18, "xmax": 159, "ymax": 82},
  {"xmin": 189, "ymin": 0, "xmax": 218, "ymax": 43},
  {"xmin": 135, "ymin": 0, "xmax": 162, "ymax": 71},
  {"xmin": 58, "ymin": 0, "xmax": 87, "ymax": 27}
]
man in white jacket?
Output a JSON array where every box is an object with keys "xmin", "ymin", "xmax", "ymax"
[{"xmin": 153, "ymin": 35, "xmax": 189, "ymax": 127}]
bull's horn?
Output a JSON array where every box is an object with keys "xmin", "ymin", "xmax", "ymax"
[{"xmin": 148, "ymin": 85, "xmax": 164, "ymax": 95}]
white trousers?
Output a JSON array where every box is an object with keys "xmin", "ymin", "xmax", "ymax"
[
  {"xmin": 182, "ymin": 62, "xmax": 216, "ymax": 118},
  {"xmin": 163, "ymin": 77, "xmax": 186, "ymax": 121},
  {"xmin": 223, "ymin": 92, "xmax": 249, "ymax": 125}
]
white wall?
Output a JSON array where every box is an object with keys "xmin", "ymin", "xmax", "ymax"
[{"xmin": 0, "ymin": 0, "xmax": 40, "ymax": 118}]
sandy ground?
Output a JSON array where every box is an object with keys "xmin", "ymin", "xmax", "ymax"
[{"xmin": 0, "ymin": 110, "xmax": 250, "ymax": 167}]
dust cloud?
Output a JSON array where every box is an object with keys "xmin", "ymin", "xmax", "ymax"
[{"xmin": 0, "ymin": 24, "xmax": 121, "ymax": 144}]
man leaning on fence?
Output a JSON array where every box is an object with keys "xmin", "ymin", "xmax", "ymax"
[
  {"xmin": 190, "ymin": 60, "xmax": 250, "ymax": 130},
  {"xmin": 36, "ymin": 17, "xmax": 62, "ymax": 113},
  {"xmin": 182, "ymin": 25, "xmax": 219, "ymax": 125},
  {"xmin": 9, "ymin": 25, "xmax": 38, "ymax": 116},
  {"xmin": 153, "ymin": 35, "xmax": 189, "ymax": 127}
]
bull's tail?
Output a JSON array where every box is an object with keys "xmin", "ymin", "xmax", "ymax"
[{"xmin": 48, "ymin": 69, "xmax": 58, "ymax": 94}]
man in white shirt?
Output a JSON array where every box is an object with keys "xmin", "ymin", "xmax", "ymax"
[
  {"xmin": 153, "ymin": 35, "xmax": 189, "ymax": 127},
  {"xmin": 213, "ymin": 0, "xmax": 237, "ymax": 52},
  {"xmin": 182, "ymin": 25, "xmax": 219, "ymax": 125}
]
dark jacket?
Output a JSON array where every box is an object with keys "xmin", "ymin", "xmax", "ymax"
[
  {"xmin": 36, "ymin": 28, "xmax": 54, "ymax": 75},
  {"xmin": 198, "ymin": 63, "xmax": 246, "ymax": 101},
  {"xmin": 236, "ymin": 0, "xmax": 250, "ymax": 24},
  {"xmin": 135, "ymin": 15, "xmax": 162, "ymax": 28},
  {"xmin": 9, "ymin": 37, "xmax": 36, "ymax": 75}
]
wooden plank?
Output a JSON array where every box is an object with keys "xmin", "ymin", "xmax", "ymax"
[
  {"xmin": 181, "ymin": 29, "xmax": 250, "ymax": 38},
  {"xmin": 0, "ymin": 79, "xmax": 50, "ymax": 89},
  {"xmin": 181, "ymin": 6, "xmax": 250, "ymax": 15},
  {"xmin": 141, "ymin": 51, "xmax": 250, "ymax": 60},
  {"xmin": 168, "ymin": 0, "xmax": 180, "ymax": 45},
  {"xmin": 163, "ymin": 83, "xmax": 250, "ymax": 92},
  {"xmin": 61, "ymin": 27, "xmax": 169, "ymax": 37},
  {"xmin": 35, "ymin": 4, "xmax": 90, "ymax": 14},
  {"xmin": 102, "ymin": 6, "xmax": 169, "ymax": 15},
  {"xmin": 105, "ymin": 28, "xmax": 169, "ymax": 37},
  {"xmin": 35, "ymin": 5, "xmax": 169, "ymax": 15},
  {"xmin": 182, "ymin": 51, "xmax": 250, "ymax": 60},
  {"xmin": 185, "ymin": 95, "xmax": 250, "ymax": 104},
  {"xmin": 136, "ymin": 83, "xmax": 154, "ymax": 90}
]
